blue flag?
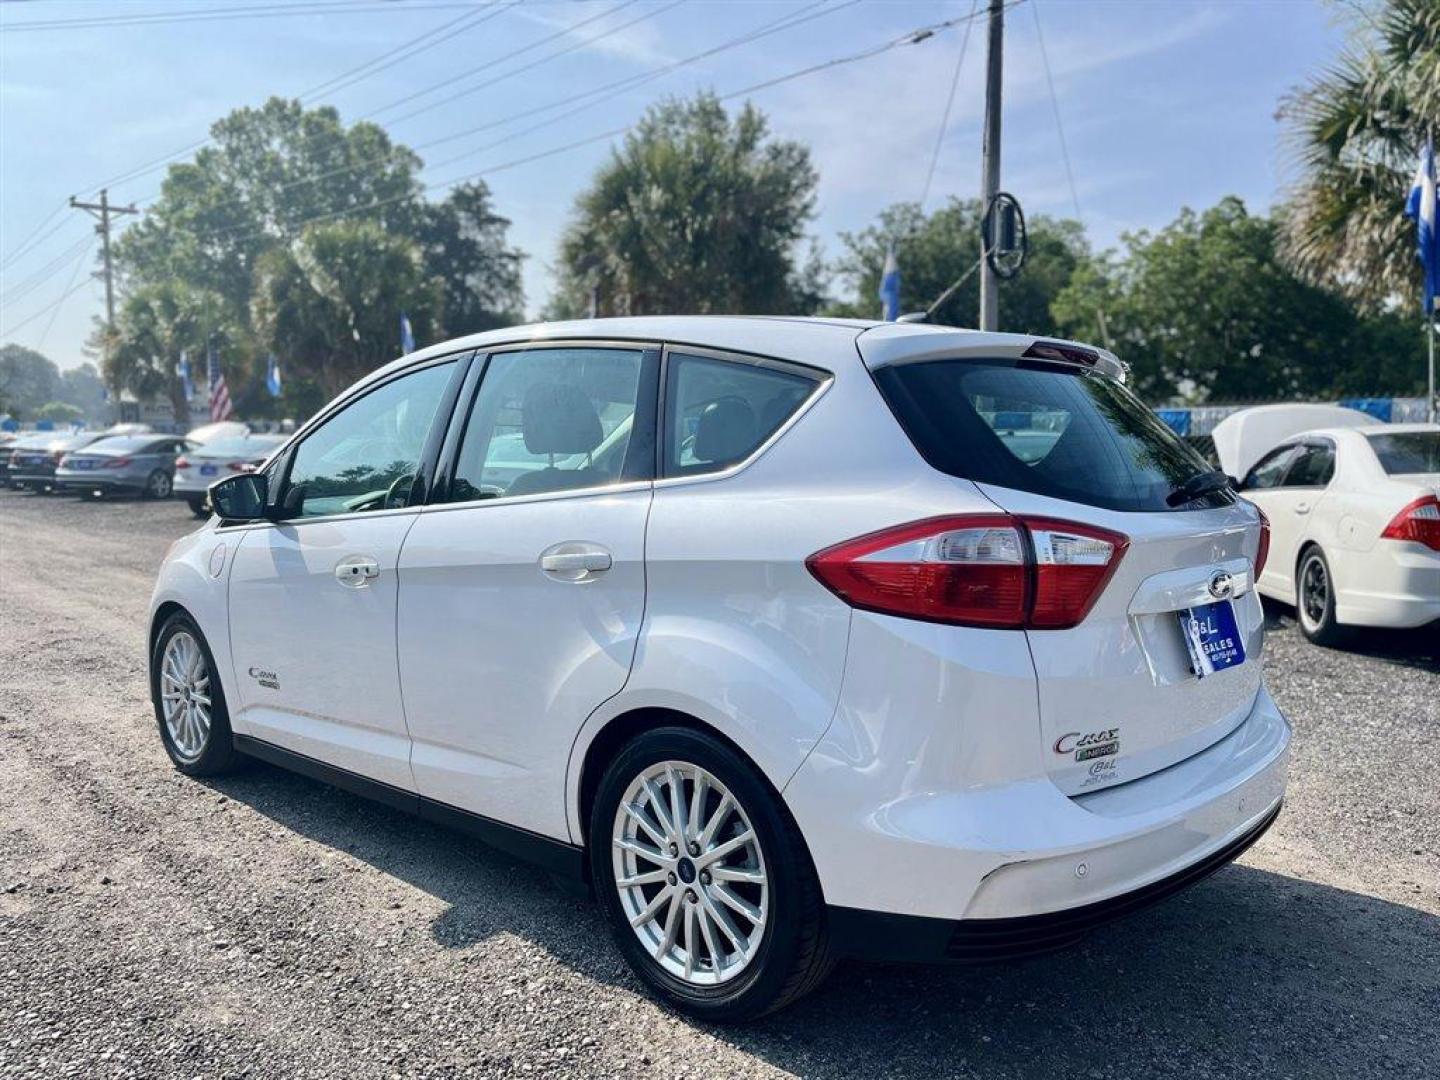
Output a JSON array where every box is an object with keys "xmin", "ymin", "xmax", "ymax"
[
  {"xmin": 400, "ymin": 313, "xmax": 416, "ymax": 354},
  {"xmin": 177, "ymin": 350, "xmax": 193, "ymax": 401},
  {"xmin": 1404, "ymin": 135, "xmax": 1438, "ymax": 315},
  {"xmin": 878, "ymin": 245, "xmax": 901, "ymax": 321},
  {"xmin": 266, "ymin": 354, "xmax": 282, "ymax": 398}
]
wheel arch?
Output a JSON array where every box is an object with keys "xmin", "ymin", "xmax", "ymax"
[{"xmin": 573, "ymin": 706, "xmax": 792, "ymax": 849}]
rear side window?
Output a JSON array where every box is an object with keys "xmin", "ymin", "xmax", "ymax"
[
  {"xmin": 1281, "ymin": 444, "xmax": 1335, "ymax": 487},
  {"xmin": 873, "ymin": 359, "xmax": 1230, "ymax": 512},
  {"xmin": 1366, "ymin": 431, "xmax": 1440, "ymax": 475},
  {"xmin": 663, "ymin": 352, "xmax": 820, "ymax": 477}
]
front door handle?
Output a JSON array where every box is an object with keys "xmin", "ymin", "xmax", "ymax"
[
  {"xmin": 539, "ymin": 543, "xmax": 612, "ymax": 581},
  {"xmin": 335, "ymin": 555, "xmax": 380, "ymax": 587},
  {"xmin": 1294, "ymin": 502, "xmax": 1310, "ymax": 515}
]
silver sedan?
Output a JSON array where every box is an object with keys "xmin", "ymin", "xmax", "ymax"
[
  {"xmin": 172, "ymin": 433, "xmax": 286, "ymax": 516},
  {"xmin": 54, "ymin": 434, "xmax": 193, "ymax": 499}
]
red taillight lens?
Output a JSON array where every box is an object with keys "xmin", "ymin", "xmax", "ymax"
[
  {"xmin": 1026, "ymin": 518, "xmax": 1130, "ymax": 628},
  {"xmin": 107, "ymin": 457, "xmax": 132, "ymax": 468},
  {"xmin": 1380, "ymin": 495, "xmax": 1440, "ymax": 552},
  {"xmin": 227, "ymin": 460, "xmax": 257, "ymax": 473},
  {"xmin": 807, "ymin": 515, "xmax": 1127, "ymax": 630},
  {"xmin": 175, "ymin": 457, "xmax": 190, "ymax": 469},
  {"xmin": 1254, "ymin": 505, "xmax": 1271, "ymax": 577}
]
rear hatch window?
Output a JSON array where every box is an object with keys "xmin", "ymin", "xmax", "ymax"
[{"xmin": 872, "ymin": 358, "xmax": 1232, "ymax": 512}]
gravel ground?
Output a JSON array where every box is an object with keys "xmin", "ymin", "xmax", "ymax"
[{"xmin": 1, "ymin": 486, "xmax": 1436, "ymax": 1079}]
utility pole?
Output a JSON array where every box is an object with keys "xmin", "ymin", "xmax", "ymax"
[
  {"xmin": 977, "ymin": 0, "xmax": 1004, "ymax": 332},
  {"xmin": 70, "ymin": 189, "xmax": 138, "ymax": 409}
]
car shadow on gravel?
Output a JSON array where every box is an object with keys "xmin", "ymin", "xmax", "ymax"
[
  {"xmin": 204, "ymin": 761, "xmax": 1440, "ymax": 1079},
  {"xmin": 1262, "ymin": 598, "xmax": 1438, "ymax": 671}
]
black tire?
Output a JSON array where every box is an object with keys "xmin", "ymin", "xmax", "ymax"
[
  {"xmin": 589, "ymin": 726, "xmax": 833, "ymax": 1021},
  {"xmin": 149, "ymin": 612, "xmax": 243, "ymax": 776},
  {"xmin": 187, "ymin": 496, "xmax": 209, "ymax": 518},
  {"xmin": 144, "ymin": 469, "xmax": 172, "ymax": 500},
  {"xmin": 1296, "ymin": 546, "xmax": 1347, "ymax": 647}
]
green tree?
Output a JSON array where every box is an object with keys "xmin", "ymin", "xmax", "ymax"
[
  {"xmin": 829, "ymin": 199, "xmax": 1089, "ymax": 335},
  {"xmin": 0, "ymin": 344, "xmax": 60, "ymax": 420},
  {"xmin": 114, "ymin": 98, "xmax": 424, "ymax": 329},
  {"xmin": 1278, "ymin": 0, "xmax": 1440, "ymax": 310},
  {"xmin": 553, "ymin": 93, "xmax": 819, "ymax": 317},
  {"xmin": 57, "ymin": 363, "xmax": 106, "ymax": 421},
  {"xmin": 420, "ymin": 181, "xmax": 525, "ymax": 337},
  {"xmin": 1054, "ymin": 197, "xmax": 1425, "ymax": 402},
  {"xmin": 252, "ymin": 220, "xmax": 441, "ymax": 399},
  {"xmin": 35, "ymin": 401, "xmax": 83, "ymax": 425},
  {"xmin": 109, "ymin": 280, "xmax": 229, "ymax": 430}
]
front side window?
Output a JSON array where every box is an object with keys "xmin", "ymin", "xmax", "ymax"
[
  {"xmin": 1281, "ymin": 444, "xmax": 1335, "ymax": 487},
  {"xmin": 445, "ymin": 347, "xmax": 646, "ymax": 502},
  {"xmin": 1366, "ymin": 431, "xmax": 1440, "ymax": 475},
  {"xmin": 664, "ymin": 352, "xmax": 820, "ymax": 477},
  {"xmin": 1245, "ymin": 445, "xmax": 1304, "ymax": 491},
  {"xmin": 281, "ymin": 361, "xmax": 455, "ymax": 518},
  {"xmin": 875, "ymin": 359, "xmax": 1231, "ymax": 512}
]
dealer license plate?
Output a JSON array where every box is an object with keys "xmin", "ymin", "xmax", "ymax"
[{"xmin": 1177, "ymin": 600, "xmax": 1245, "ymax": 678}]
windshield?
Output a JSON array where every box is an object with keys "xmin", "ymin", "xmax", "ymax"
[
  {"xmin": 873, "ymin": 358, "xmax": 1231, "ymax": 513},
  {"xmin": 1366, "ymin": 431, "xmax": 1440, "ymax": 475}
]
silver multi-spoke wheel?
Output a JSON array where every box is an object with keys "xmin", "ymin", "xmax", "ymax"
[
  {"xmin": 611, "ymin": 760, "xmax": 769, "ymax": 986},
  {"xmin": 160, "ymin": 631, "xmax": 211, "ymax": 761}
]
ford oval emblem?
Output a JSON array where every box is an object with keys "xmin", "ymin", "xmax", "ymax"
[{"xmin": 1208, "ymin": 571, "xmax": 1234, "ymax": 600}]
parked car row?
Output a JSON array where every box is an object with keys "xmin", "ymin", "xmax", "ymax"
[{"xmin": 1, "ymin": 424, "xmax": 286, "ymax": 516}]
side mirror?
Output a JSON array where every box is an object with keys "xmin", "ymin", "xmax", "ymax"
[{"xmin": 210, "ymin": 472, "xmax": 269, "ymax": 522}]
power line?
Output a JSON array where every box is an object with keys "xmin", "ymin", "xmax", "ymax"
[
  {"xmin": 1, "ymin": 201, "xmax": 65, "ymax": 268},
  {"xmin": 420, "ymin": 0, "xmax": 847, "ymax": 173},
  {"xmin": 377, "ymin": 0, "xmax": 653, "ymax": 126},
  {"xmin": 1030, "ymin": 0, "xmax": 1081, "ymax": 221},
  {"xmin": 84, "ymin": 0, "xmax": 512, "ymax": 196},
  {"xmin": 37, "ymin": 236, "xmax": 96, "ymax": 350},
  {"xmin": 208, "ymin": 1, "xmax": 1015, "ymax": 250},
  {"xmin": 1, "ymin": 231, "xmax": 94, "ymax": 306},
  {"xmin": 0, "ymin": 268, "xmax": 94, "ymax": 339},
  {"xmin": 919, "ymin": 0, "xmax": 978, "ymax": 209},
  {"xmin": 1, "ymin": 212, "xmax": 81, "ymax": 272},
  {"xmin": 140, "ymin": 0, "xmax": 694, "ymax": 207},
  {"xmin": 0, "ymin": 1, "xmax": 501, "ymax": 33}
]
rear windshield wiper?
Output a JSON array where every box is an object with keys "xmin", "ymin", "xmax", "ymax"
[{"xmin": 1166, "ymin": 469, "xmax": 1232, "ymax": 507}]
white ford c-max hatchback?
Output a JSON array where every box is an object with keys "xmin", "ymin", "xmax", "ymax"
[{"xmin": 149, "ymin": 316, "xmax": 1290, "ymax": 1020}]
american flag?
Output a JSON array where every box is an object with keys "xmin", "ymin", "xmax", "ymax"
[{"xmin": 206, "ymin": 339, "xmax": 233, "ymax": 422}]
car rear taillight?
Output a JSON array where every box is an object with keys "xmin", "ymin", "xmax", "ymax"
[
  {"xmin": 807, "ymin": 515, "xmax": 1127, "ymax": 630},
  {"xmin": 106, "ymin": 457, "xmax": 132, "ymax": 469},
  {"xmin": 1254, "ymin": 505, "xmax": 1271, "ymax": 577},
  {"xmin": 175, "ymin": 457, "xmax": 191, "ymax": 469},
  {"xmin": 1380, "ymin": 495, "xmax": 1440, "ymax": 552},
  {"xmin": 227, "ymin": 460, "xmax": 257, "ymax": 473}
]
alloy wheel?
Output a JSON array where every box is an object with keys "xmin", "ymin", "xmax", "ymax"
[
  {"xmin": 611, "ymin": 760, "xmax": 769, "ymax": 986},
  {"xmin": 149, "ymin": 471, "xmax": 172, "ymax": 498},
  {"xmin": 1300, "ymin": 554, "xmax": 1328, "ymax": 627},
  {"xmin": 160, "ymin": 630, "xmax": 211, "ymax": 761}
]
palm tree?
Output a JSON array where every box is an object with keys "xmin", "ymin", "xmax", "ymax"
[{"xmin": 1279, "ymin": 0, "xmax": 1440, "ymax": 311}]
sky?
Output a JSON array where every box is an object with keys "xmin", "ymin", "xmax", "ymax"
[{"xmin": 0, "ymin": 0, "xmax": 1350, "ymax": 370}]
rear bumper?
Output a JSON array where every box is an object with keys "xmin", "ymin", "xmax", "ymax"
[
  {"xmin": 829, "ymin": 799, "xmax": 1281, "ymax": 963},
  {"xmin": 1335, "ymin": 542, "xmax": 1440, "ymax": 629},
  {"xmin": 787, "ymin": 674, "xmax": 1290, "ymax": 927},
  {"xmin": 53, "ymin": 475, "xmax": 144, "ymax": 494}
]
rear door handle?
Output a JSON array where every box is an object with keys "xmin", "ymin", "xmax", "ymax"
[
  {"xmin": 335, "ymin": 555, "xmax": 380, "ymax": 587},
  {"xmin": 539, "ymin": 543, "xmax": 612, "ymax": 580}
]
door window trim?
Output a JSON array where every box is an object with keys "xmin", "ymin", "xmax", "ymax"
[
  {"xmin": 655, "ymin": 343, "xmax": 832, "ymax": 487},
  {"xmin": 218, "ymin": 350, "xmax": 474, "ymax": 532},
  {"xmin": 425, "ymin": 338, "xmax": 663, "ymax": 511}
]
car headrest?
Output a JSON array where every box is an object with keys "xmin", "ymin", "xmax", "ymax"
[
  {"xmin": 522, "ymin": 381, "xmax": 603, "ymax": 456},
  {"xmin": 693, "ymin": 398, "xmax": 757, "ymax": 465}
]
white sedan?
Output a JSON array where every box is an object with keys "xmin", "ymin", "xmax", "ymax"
[{"xmin": 1239, "ymin": 423, "xmax": 1440, "ymax": 643}]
